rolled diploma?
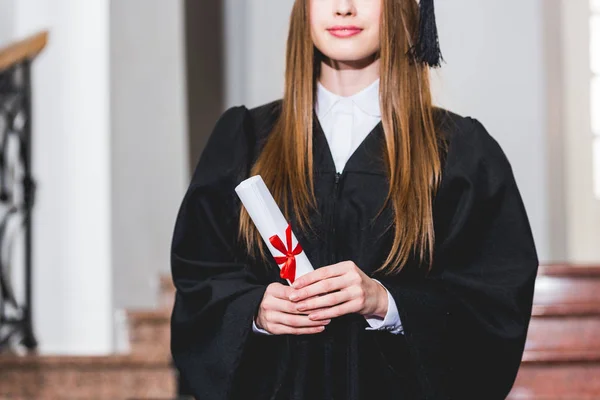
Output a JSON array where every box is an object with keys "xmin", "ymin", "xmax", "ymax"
[{"xmin": 234, "ymin": 175, "xmax": 314, "ymax": 285}]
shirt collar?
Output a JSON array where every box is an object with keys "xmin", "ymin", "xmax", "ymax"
[{"xmin": 316, "ymin": 78, "xmax": 381, "ymax": 120}]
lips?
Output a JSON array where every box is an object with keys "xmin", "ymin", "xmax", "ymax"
[{"xmin": 327, "ymin": 26, "xmax": 363, "ymax": 38}]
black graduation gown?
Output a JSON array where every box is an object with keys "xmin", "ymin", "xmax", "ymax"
[{"xmin": 170, "ymin": 100, "xmax": 539, "ymax": 400}]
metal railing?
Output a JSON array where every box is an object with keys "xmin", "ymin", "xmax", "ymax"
[{"xmin": 0, "ymin": 32, "xmax": 47, "ymax": 352}]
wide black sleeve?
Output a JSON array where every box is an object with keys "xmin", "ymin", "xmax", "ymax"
[
  {"xmin": 169, "ymin": 106, "xmax": 273, "ymax": 399},
  {"xmin": 375, "ymin": 118, "xmax": 539, "ymax": 399}
]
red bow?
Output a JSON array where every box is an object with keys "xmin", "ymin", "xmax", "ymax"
[{"xmin": 269, "ymin": 224, "xmax": 303, "ymax": 283}]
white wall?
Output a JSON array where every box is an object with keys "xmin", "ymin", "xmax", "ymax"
[
  {"xmin": 561, "ymin": 0, "xmax": 600, "ymax": 262},
  {"xmin": 431, "ymin": 0, "xmax": 551, "ymax": 262},
  {"xmin": 543, "ymin": 0, "xmax": 568, "ymax": 263},
  {"xmin": 110, "ymin": 0, "xmax": 188, "ymax": 311},
  {"xmin": 11, "ymin": 0, "xmax": 113, "ymax": 354},
  {"xmin": 0, "ymin": 0, "xmax": 14, "ymax": 45},
  {"xmin": 224, "ymin": 0, "xmax": 295, "ymax": 108}
]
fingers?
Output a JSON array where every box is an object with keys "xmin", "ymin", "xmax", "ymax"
[
  {"xmin": 290, "ymin": 275, "xmax": 348, "ymax": 302},
  {"xmin": 308, "ymin": 300, "xmax": 361, "ymax": 321},
  {"xmin": 259, "ymin": 308, "xmax": 331, "ymax": 336},
  {"xmin": 270, "ymin": 312, "xmax": 330, "ymax": 328},
  {"xmin": 264, "ymin": 296, "xmax": 305, "ymax": 315},
  {"xmin": 295, "ymin": 289, "xmax": 352, "ymax": 312},
  {"xmin": 268, "ymin": 325, "xmax": 327, "ymax": 335},
  {"xmin": 266, "ymin": 282, "xmax": 294, "ymax": 300},
  {"xmin": 292, "ymin": 262, "xmax": 347, "ymax": 289}
]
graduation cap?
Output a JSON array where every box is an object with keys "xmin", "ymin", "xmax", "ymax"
[{"xmin": 409, "ymin": 0, "xmax": 444, "ymax": 68}]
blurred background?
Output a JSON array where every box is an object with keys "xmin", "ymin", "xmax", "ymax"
[{"xmin": 0, "ymin": 0, "xmax": 599, "ymax": 398}]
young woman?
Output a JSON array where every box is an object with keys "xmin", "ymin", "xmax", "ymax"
[{"xmin": 170, "ymin": 0, "xmax": 539, "ymax": 399}]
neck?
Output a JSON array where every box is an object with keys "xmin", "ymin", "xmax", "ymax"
[{"xmin": 318, "ymin": 53, "xmax": 380, "ymax": 97}]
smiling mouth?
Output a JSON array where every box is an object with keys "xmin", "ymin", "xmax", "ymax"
[{"xmin": 327, "ymin": 27, "xmax": 363, "ymax": 38}]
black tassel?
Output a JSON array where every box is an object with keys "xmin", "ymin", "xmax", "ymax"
[{"xmin": 409, "ymin": 0, "xmax": 444, "ymax": 68}]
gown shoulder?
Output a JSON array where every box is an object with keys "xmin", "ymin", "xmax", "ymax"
[
  {"xmin": 195, "ymin": 99, "xmax": 282, "ymax": 184},
  {"xmin": 246, "ymin": 99, "xmax": 283, "ymax": 145},
  {"xmin": 433, "ymin": 106, "xmax": 516, "ymax": 185}
]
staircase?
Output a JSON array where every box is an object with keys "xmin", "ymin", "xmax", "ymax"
[
  {"xmin": 2, "ymin": 265, "xmax": 599, "ymax": 398},
  {"xmin": 0, "ymin": 276, "xmax": 177, "ymax": 399},
  {"xmin": 509, "ymin": 265, "xmax": 600, "ymax": 399}
]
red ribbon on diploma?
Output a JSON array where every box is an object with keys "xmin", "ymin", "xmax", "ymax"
[{"xmin": 269, "ymin": 224, "xmax": 302, "ymax": 283}]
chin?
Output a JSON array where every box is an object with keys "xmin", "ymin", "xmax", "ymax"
[{"xmin": 321, "ymin": 49, "xmax": 378, "ymax": 65}]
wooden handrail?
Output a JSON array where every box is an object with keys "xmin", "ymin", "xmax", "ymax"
[{"xmin": 0, "ymin": 31, "xmax": 49, "ymax": 72}]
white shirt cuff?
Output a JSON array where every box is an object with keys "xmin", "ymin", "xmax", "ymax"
[
  {"xmin": 364, "ymin": 279, "xmax": 404, "ymax": 334},
  {"xmin": 252, "ymin": 317, "xmax": 272, "ymax": 335}
]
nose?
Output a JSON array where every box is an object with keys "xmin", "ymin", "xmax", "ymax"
[{"xmin": 334, "ymin": 0, "xmax": 355, "ymax": 16}]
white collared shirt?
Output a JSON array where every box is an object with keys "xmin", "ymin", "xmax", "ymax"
[
  {"xmin": 315, "ymin": 77, "xmax": 382, "ymax": 173},
  {"xmin": 252, "ymin": 78, "xmax": 404, "ymax": 335}
]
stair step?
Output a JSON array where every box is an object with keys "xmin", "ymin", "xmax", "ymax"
[
  {"xmin": 128, "ymin": 309, "xmax": 170, "ymax": 324},
  {"xmin": 533, "ymin": 265, "xmax": 600, "ymax": 317},
  {"xmin": 523, "ymin": 315, "xmax": 600, "ymax": 362},
  {"xmin": 128, "ymin": 309, "xmax": 171, "ymax": 360},
  {"xmin": 509, "ymin": 362, "xmax": 600, "ymax": 399},
  {"xmin": 538, "ymin": 265, "xmax": 600, "ymax": 277},
  {"xmin": 0, "ymin": 353, "xmax": 176, "ymax": 399},
  {"xmin": 0, "ymin": 353, "xmax": 170, "ymax": 367}
]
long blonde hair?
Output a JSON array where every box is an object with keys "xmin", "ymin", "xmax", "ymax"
[{"xmin": 239, "ymin": 0, "xmax": 447, "ymax": 276}]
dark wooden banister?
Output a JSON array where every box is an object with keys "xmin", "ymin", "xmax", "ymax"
[{"xmin": 0, "ymin": 31, "xmax": 48, "ymax": 73}]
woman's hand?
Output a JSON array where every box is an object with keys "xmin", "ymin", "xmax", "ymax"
[
  {"xmin": 288, "ymin": 261, "xmax": 388, "ymax": 321},
  {"xmin": 255, "ymin": 282, "xmax": 331, "ymax": 335}
]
